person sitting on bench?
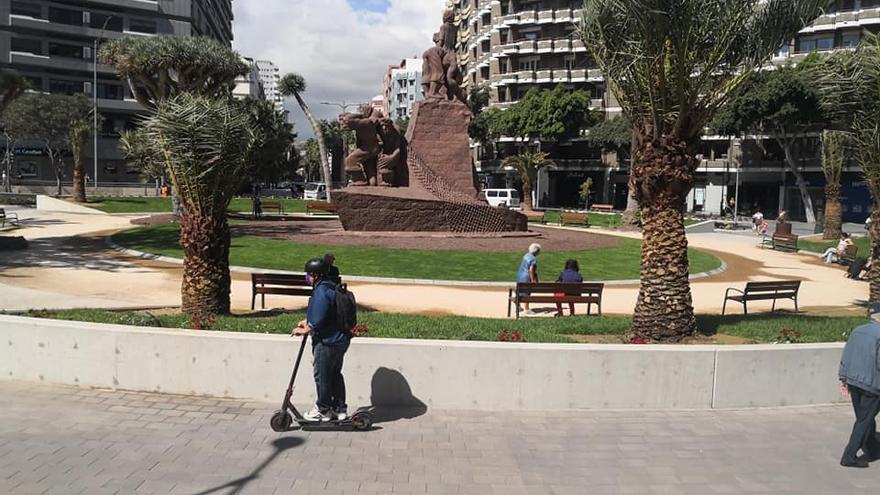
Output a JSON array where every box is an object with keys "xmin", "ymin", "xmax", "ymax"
[
  {"xmin": 555, "ymin": 259, "xmax": 583, "ymax": 317},
  {"xmin": 824, "ymin": 233, "xmax": 853, "ymax": 264}
]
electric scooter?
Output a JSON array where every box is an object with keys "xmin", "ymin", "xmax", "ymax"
[{"xmin": 270, "ymin": 334, "xmax": 372, "ymax": 432}]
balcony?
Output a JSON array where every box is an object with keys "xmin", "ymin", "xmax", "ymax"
[
  {"xmin": 517, "ymin": 40, "xmax": 537, "ymax": 53},
  {"xmin": 538, "ymin": 10, "xmax": 556, "ymax": 23},
  {"xmin": 500, "ymin": 43, "xmax": 518, "ymax": 55},
  {"xmin": 536, "ymin": 70, "xmax": 552, "ymax": 81},
  {"xmin": 554, "ymin": 39, "xmax": 572, "ymax": 52},
  {"xmin": 552, "ymin": 69, "xmax": 571, "ymax": 82},
  {"xmin": 537, "ymin": 40, "xmax": 554, "ymax": 52},
  {"xmin": 10, "ymin": 52, "xmax": 117, "ymax": 76},
  {"xmin": 515, "ymin": 70, "xmax": 536, "ymax": 83},
  {"xmin": 590, "ymin": 98, "xmax": 604, "ymax": 110},
  {"xmin": 570, "ymin": 69, "xmax": 587, "ymax": 80}
]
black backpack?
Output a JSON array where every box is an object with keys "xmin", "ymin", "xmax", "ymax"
[
  {"xmin": 335, "ymin": 284, "xmax": 358, "ymax": 333},
  {"xmin": 847, "ymin": 257, "xmax": 868, "ymax": 279}
]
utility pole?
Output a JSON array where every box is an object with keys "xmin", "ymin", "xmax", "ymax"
[{"xmin": 93, "ymin": 15, "xmax": 115, "ymax": 191}]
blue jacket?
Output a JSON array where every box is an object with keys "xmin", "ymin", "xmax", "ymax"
[
  {"xmin": 839, "ymin": 322, "xmax": 880, "ymax": 395},
  {"xmin": 307, "ymin": 280, "xmax": 350, "ymax": 346}
]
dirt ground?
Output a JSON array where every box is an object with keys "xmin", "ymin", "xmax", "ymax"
[{"xmin": 230, "ymin": 219, "xmax": 622, "ymax": 252}]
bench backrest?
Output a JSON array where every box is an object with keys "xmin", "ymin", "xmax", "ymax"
[
  {"xmin": 743, "ymin": 280, "xmax": 801, "ymax": 295},
  {"xmin": 307, "ymin": 201, "xmax": 335, "ymax": 210},
  {"xmin": 772, "ymin": 233, "xmax": 798, "ymax": 242},
  {"xmin": 775, "ymin": 222, "xmax": 792, "ymax": 235},
  {"xmin": 252, "ymin": 273, "xmax": 310, "ymax": 287},
  {"xmin": 843, "ymin": 244, "xmax": 858, "ymax": 257},
  {"xmin": 560, "ymin": 212, "xmax": 589, "ymax": 222},
  {"xmin": 591, "ymin": 204, "xmax": 613, "ymax": 212},
  {"xmin": 516, "ymin": 282, "xmax": 604, "ymax": 295}
]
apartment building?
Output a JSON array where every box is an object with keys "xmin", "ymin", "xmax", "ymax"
[
  {"xmin": 255, "ymin": 59, "xmax": 283, "ymax": 112},
  {"xmin": 1, "ymin": 0, "xmax": 234, "ymax": 186},
  {"xmin": 448, "ymin": 0, "xmax": 880, "ymax": 221},
  {"xmin": 233, "ymin": 57, "xmax": 264, "ymax": 99},
  {"xmin": 382, "ymin": 58, "xmax": 424, "ymax": 120}
]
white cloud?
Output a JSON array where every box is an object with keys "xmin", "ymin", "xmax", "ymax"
[{"xmin": 232, "ymin": 0, "xmax": 447, "ymax": 139}]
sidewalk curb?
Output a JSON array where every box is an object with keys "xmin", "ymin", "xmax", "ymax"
[{"xmin": 107, "ymin": 237, "xmax": 728, "ymax": 288}]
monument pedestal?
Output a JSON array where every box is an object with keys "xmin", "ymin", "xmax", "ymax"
[{"xmin": 333, "ymin": 99, "xmax": 528, "ymax": 233}]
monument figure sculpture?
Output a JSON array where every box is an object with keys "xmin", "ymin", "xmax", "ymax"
[
  {"xmin": 339, "ymin": 105, "xmax": 381, "ymax": 186},
  {"xmin": 377, "ymin": 118, "xmax": 404, "ymax": 187}
]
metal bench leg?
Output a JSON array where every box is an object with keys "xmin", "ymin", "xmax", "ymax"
[
  {"xmin": 794, "ymin": 297, "xmax": 799, "ymax": 313},
  {"xmin": 722, "ymin": 298, "xmax": 727, "ymax": 316},
  {"xmin": 771, "ymin": 298, "xmax": 777, "ymax": 312},
  {"xmin": 251, "ymin": 292, "xmax": 256, "ymax": 311},
  {"xmin": 515, "ymin": 300, "xmax": 521, "ymax": 320},
  {"xmin": 261, "ymin": 293, "xmax": 266, "ymax": 310},
  {"xmin": 507, "ymin": 292, "xmax": 512, "ymax": 319},
  {"xmin": 743, "ymin": 301, "xmax": 748, "ymax": 315}
]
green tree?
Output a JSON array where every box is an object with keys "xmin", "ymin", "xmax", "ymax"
[
  {"xmin": 238, "ymin": 97, "xmax": 296, "ymax": 184},
  {"xmin": 279, "ymin": 73, "xmax": 333, "ymax": 200},
  {"xmin": 489, "ymin": 85, "xmax": 597, "ymax": 144},
  {"xmin": 712, "ymin": 60, "xmax": 826, "ymax": 223},
  {"xmin": 99, "ymin": 36, "xmax": 248, "ymax": 109},
  {"xmin": 69, "ymin": 117, "xmax": 103, "ymax": 203},
  {"xmin": 815, "ymin": 33, "xmax": 880, "ymax": 305},
  {"xmin": 141, "ymin": 94, "xmax": 254, "ymax": 317},
  {"xmin": 302, "ymin": 138, "xmax": 322, "ymax": 181},
  {"xmin": 820, "ymin": 130, "xmax": 847, "ymax": 240},
  {"xmin": 0, "ymin": 71, "xmax": 30, "ymax": 192},
  {"xmin": 502, "ymin": 151, "xmax": 555, "ymax": 211},
  {"xmin": 3, "ymin": 93, "xmax": 92, "ymax": 196},
  {"xmin": 577, "ymin": 0, "xmax": 826, "ymax": 342},
  {"xmin": 395, "ymin": 116, "xmax": 410, "ymax": 135},
  {"xmin": 587, "ymin": 117, "xmax": 638, "ymax": 223}
]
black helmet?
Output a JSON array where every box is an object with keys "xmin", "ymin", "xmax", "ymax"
[{"xmin": 303, "ymin": 257, "xmax": 328, "ymax": 276}]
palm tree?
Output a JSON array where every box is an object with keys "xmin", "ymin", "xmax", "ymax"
[
  {"xmin": 141, "ymin": 93, "xmax": 254, "ymax": 317},
  {"xmin": 0, "ymin": 71, "xmax": 29, "ymax": 192},
  {"xmin": 279, "ymin": 73, "xmax": 332, "ymax": 201},
  {"xmin": 577, "ymin": 0, "xmax": 827, "ymax": 342},
  {"xmin": 815, "ymin": 33, "xmax": 880, "ymax": 305},
  {"xmin": 68, "ymin": 119, "xmax": 91, "ymax": 203},
  {"xmin": 820, "ymin": 130, "xmax": 847, "ymax": 240},
  {"xmin": 502, "ymin": 150, "xmax": 555, "ymax": 211}
]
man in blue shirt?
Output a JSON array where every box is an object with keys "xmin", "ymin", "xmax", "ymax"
[
  {"xmin": 839, "ymin": 304, "xmax": 880, "ymax": 468},
  {"xmin": 516, "ymin": 243, "xmax": 541, "ymax": 316},
  {"xmin": 292, "ymin": 258, "xmax": 352, "ymax": 422}
]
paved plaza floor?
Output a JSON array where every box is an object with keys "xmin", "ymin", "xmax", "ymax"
[{"xmin": 1, "ymin": 381, "xmax": 879, "ymax": 494}]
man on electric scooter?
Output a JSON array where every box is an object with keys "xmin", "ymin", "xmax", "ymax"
[{"xmin": 292, "ymin": 258, "xmax": 352, "ymax": 422}]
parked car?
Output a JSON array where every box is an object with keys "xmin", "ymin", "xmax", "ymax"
[
  {"xmin": 483, "ymin": 188, "xmax": 520, "ymax": 208},
  {"xmin": 303, "ymin": 182, "xmax": 327, "ymax": 201}
]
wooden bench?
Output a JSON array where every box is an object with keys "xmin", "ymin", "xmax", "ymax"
[
  {"xmin": 722, "ymin": 280, "xmax": 801, "ymax": 315},
  {"xmin": 840, "ymin": 244, "xmax": 858, "ymax": 265},
  {"xmin": 762, "ymin": 233, "xmax": 798, "ymax": 252},
  {"xmin": 0, "ymin": 208, "xmax": 19, "ymax": 229},
  {"xmin": 559, "ymin": 211, "xmax": 590, "ymax": 227},
  {"xmin": 523, "ymin": 211, "xmax": 546, "ymax": 224},
  {"xmin": 260, "ymin": 200, "xmax": 284, "ymax": 215},
  {"xmin": 306, "ymin": 201, "xmax": 336, "ymax": 215},
  {"xmin": 507, "ymin": 282, "xmax": 604, "ymax": 319},
  {"xmin": 590, "ymin": 204, "xmax": 614, "ymax": 213},
  {"xmin": 251, "ymin": 274, "xmax": 312, "ymax": 310}
]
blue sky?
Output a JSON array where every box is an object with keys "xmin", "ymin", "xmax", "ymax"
[{"xmin": 347, "ymin": 0, "xmax": 392, "ymax": 13}]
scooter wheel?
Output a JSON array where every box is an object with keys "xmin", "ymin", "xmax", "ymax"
[
  {"xmin": 351, "ymin": 412, "xmax": 372, "ymax": 431},
  {"xmin": 270, "ymin": 410, "xmax": 293, "ymax": 432}
]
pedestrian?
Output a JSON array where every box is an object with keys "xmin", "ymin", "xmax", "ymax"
[
  {"xmin": 291, "ymin": 258, "xmax": 352, "ymax": 422},
  {"xmin": 516, "ymin": 243, "xmax": 541, "ymax": 316},
  {"xmin": 555, "ymin": 259, "xmax": 583, "ymax": 317},
  {"xmin": 323, "ymin": 253, "xmax": 341, "ymax": 285},
  {"xmin": 823, "ymin": 233, "xmax": 853, "ymax": 264},
  {"xmin": 252, "ymin": 188, "xmax": 262, "ymax": 218},
  {"xmin": 838, "ymin": 305, "xmax": 880, "ymax": 467},
  {"xmin": 752, "ymin": 208, "xmax": 764, "ymax": 233}
]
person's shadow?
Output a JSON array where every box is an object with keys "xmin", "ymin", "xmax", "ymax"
[
  {"xmin": 190, "ymin": 436, "xmax": 304, "ymax": 495},
  {"xmin": 356, "ymin": 367, "xmax": 427, "ymax": 424}
]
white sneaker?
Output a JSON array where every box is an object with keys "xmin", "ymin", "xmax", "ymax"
[
  {"xmin": 304, "ymin": 407, "xmax": 332, "ymax": 422},
  {"xmin": 523, "ymin": 309, "xmax": 537, "ymax": 316},
  {"xmin": 334, "ymin": 409, "xmax": 348, "ymax": 421}
]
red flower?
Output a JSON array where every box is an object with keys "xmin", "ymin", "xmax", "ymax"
[{"xmin": 630, "ymin": 337, "xmax": 648, "ymax": 345}]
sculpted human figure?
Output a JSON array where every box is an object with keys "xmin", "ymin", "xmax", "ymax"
[
  {"xmin": 339, "ymin": 105, "xmax": 382, "ymax": 186},
  {"xmin": 421, "ymin": 33, "xmax": 446, "ymax": 99},
  {"xmin": 443, "ymin": 49, "xmax": 467, "ymax": 104},
  {"xmin": 377, "ymin": 118, "xmax": 403, "ymax": 187}
]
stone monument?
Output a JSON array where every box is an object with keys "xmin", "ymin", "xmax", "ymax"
[{"xmin": 331, "ymin": 10, "xmax": 527, "ymax": 233}]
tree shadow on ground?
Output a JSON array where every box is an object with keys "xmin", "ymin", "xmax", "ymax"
[
  {"xmin": 189, "ymin": 436, "xmax": 304, "ymax": 495},
  {"xmin": 697, "ymin": 311, "xmax": 821, "ymax": 336},
  {"xmin": 355, "ymin": 367, "xmax": 427, "ymax": 424}
]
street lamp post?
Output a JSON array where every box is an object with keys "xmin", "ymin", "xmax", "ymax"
[{"xmin": 93, "ymin": 16, "xmax": 115, "ymax": 191}]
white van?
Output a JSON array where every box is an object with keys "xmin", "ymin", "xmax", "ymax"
[
  {"xmin": 303, "ymin": 182, "xmax": 327, "ymax": 200},
  {"xmin": 483, "ymin": 189, "xmax": 520, "ymax": 208}
]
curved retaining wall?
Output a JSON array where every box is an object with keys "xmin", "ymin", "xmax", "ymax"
[{"xmin": 0, "ymin": 315, "xmax": 845, "ymax": 410}]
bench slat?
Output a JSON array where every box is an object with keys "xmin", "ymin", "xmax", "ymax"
[{"xmin": 254, "ymin": 287, "xmax": 313, "ymax": 297}]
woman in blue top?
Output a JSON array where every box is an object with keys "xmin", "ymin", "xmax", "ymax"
[
  {"xmin": 555, "ymin": 259, "xmax": 583, "ymax": 317},
  {"xmin": 516, "ymin": 243, "xmax": 541, "ymax": 316}
]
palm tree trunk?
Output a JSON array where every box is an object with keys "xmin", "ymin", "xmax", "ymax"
[
  {"xmin": 780, "ymin": 139, "xmax": 816, "ymax": 223},
  {"xmin": 869, "ymin": 208, "xmax": 880, "ymax": 308},
  {"xmin": 179, "ymin": 213, "xmax": 231, "ymax": 318},
  {"xmin": 72, "ymin": 146, "xmax": 86, "ymax": 203},
  {"xmin": 630, "ymin": 138, "xmax": 697, "ymax": 342},
  {"xmin": 294, "ymin": 93, "xmax": 332, "ymax": 201},
  {"xmin": 622, "ymin": 184, "xmax": 640, "ymax": 226},
  {"xmin": 521, "ymin": 177, "xmax": 534, "ymax": 211},
  {"xmin": 822, "ymin": 184, "xmax": 843, "ymax": 240}
]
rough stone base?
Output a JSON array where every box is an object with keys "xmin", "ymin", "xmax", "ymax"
[{"xmin": 334, "ymin": 189, "xmax": 527, "ymax": 232}]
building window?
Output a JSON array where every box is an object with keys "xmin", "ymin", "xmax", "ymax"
[
  {"xmin": 49, "ymin": 42, "xmax": 85, "ymax": 59},
  {"xmin": 90, "ymin": 13, "xmax": 123, "ymax": 32},
  {"xmin": 11, "ymin": 1, "xmax": 42, "ymax": 18},
  {"xmin": 129, "ymin": 18, "xmax": 157, "ymax": 34},
  {"xmin": 24, "ymin": 76, "xmax": 43, "ymax": 90},
  {"xmin": 11, "ymin": 37, "xmax": 43, "ymax": 55},
  {"xmin": 49, "ymin": 79, "xmax": 83, "ymax": 95},
  {"xmin": 816, "ymin": 37, "xmax": 834, "ymax": 51},
  {"xmin": 518, "ymin": 58, "xmax": 539, "ymax": 71},
  {"xmin": 797, "ymin": 39, "xmax": 817, "ymax": 52},
  {"xmin": 842, "ymin": 33, "xmax": 861, "ymax": 48},
  {"xmin": 49, "ymin": 7, "xmax": 83, "ymax": 26},
  {"xmin": 98, "ymin": 83, "xmax": 124, "ymax": 100}
]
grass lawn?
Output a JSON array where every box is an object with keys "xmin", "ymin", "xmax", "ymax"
[
  {"xmin": 112, "ymin": 223, "xmax": 722, "ymax": 282},
  {"xmin": 799, "ymin": 235, "xmax": 870, "ymax": 257},
  {"xmin": 536, "ymin": 211, "xmax": 702, "ymax": 228},
  {"xmin": 33, "ymin": 309, "xmax": 864, "ymax": 344},
  {"xmin": 86, "ymin": 196, "xmax": 307, "ymax": 214}
]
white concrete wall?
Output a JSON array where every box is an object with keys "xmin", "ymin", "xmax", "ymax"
[
  {"xmin": 35, "ymin": 196, "xmax": 106, "ymax": 215},
  {"xmin": 0, "ymin": 315, "xmax": 846, "ymax": 411}
]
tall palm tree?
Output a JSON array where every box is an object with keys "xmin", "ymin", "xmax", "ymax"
[
  {"xmin": 68, "ymin": 119, "xmax": 92, "ymax": 203},
  {"xmin": 577, "ymin": 0, "xmax": 827, "ymax": 342},
  {"xmin": 0, "ymin": 71, "xmax": 29, "ymax": 192},
  {"xmin": 279, "ymin": 73, "xmax": 332, "ymax": 201},
  {"xmin": 502, "ymin": 150, "xmax": 555, "ymax": 211},
  {"xmin": 820, "ymin": 130, "xmax": 847, "ymax": 240},
  {"xmin": 815, "ymin": 33, "xmax": 880, "ymax": 305}
]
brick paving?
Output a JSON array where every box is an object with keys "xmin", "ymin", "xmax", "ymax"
[{"xmin": 1, "ymin": 381, "xmax": 879, "ymax": 494}]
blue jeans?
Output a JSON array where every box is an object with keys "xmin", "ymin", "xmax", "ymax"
[{"xmin": 312, "ymin": 341, "xmax": 349, "ymax": 412}]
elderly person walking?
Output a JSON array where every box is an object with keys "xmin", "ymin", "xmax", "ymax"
[
  {"xmin": 516, "ymin": 243, "xmax": 541, "ymax": 316},
  {"xmin": 839, "ymin": 305, "xmax": 880, "ymax": 468}
]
